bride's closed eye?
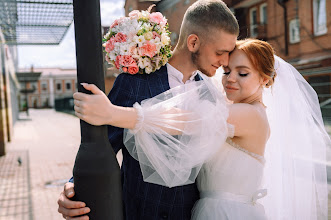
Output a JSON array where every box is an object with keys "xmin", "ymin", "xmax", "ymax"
[
  {"xmin": 239, "ymin": 73, "xmax": 248, "ymax": 77},
  {"xmin": 223, "ymin": 72, "xmax": 248, "ymax": 77}
]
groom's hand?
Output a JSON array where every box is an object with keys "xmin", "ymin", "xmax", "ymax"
[
  {"xmin": 73, "ymin": 83, "xmax": 113, "ymax": 126},
  {"xmin": 57, "ymin": 182, "xmax": 90, "ymax": 219}
]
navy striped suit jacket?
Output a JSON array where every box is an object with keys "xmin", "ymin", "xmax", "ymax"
[{"xmin": 107, "ymin": 65, "xmax": 200, "ymax": 220}]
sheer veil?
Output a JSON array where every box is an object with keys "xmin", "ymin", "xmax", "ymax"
[{"xmin": 260, "ymin": 56, "xmax": 330, "ymax": 219}]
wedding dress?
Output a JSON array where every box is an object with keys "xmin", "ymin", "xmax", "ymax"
[
  {"xmin": 123, "ymin": 56, "xmax": 329, "ymax": 219},
  {"xmin": 192, "ymin": 136, "xmax": 267, "ymax": 220}
]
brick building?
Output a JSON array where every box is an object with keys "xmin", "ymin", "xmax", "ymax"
[
  {"xmin": 17, "ymin": 68, "xmax": 77, "ymax": 109},
  {"xmin": 124, "ymin": 0, "xmax": 331, "ymax": 117}
]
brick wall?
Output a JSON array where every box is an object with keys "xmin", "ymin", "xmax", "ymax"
[{"xmin": 266, "ymin": 0, "xmax": 331, "ymax": 61}]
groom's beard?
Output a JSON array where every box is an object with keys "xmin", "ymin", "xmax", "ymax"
[{"xmin": 191, "ymin": 50, "xmax": 212, "ymax": 77}]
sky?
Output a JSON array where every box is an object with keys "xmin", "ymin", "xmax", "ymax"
[{"xmin": 17, "ymin": 0, "xmax": 125, "ymax": 69}]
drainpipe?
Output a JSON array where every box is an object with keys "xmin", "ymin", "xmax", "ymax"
[{"xmin": 278, "ymin": 0, "xmax": 289, "ymax": 56}]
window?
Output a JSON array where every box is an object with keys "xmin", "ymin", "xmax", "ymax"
[
  {"xmin": 260, "ymin": 3, "xmax": 267, "ymax": 25},
  {"xmin": 31, "ymin": 82, "xmax": 38, "ymax": 93},
  {"xmin": 313, "ymin": 0, "xmax": 327, "ymax": 36},
  {"xmin": 289, "ymin": 19, "xmax": 300, "ymax": 44},
  {"xmin": 41, "ymin": 81, "xmax": 47, "ymax": 92},
  {"xmin": 128, "ymin": 6, "xmax": 133, "ymax": 13},
  {"xmin": 66, "ymin": 82, "xmax": 71, "ymax": 90},
  {"xmin": 250, "ymin": 8, "xmax": 258, "ymax": 37},
  {"xmin": 56, "ymin": 82, "xmax": 62, "ymax": 91}
]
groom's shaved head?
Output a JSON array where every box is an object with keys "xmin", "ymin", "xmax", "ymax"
[{"xmin": 177, "ymin": 0, "xmax": 239, "ymax": 48}]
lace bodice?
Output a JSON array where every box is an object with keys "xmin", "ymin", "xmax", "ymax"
[
  {"xmin": 197, "ymin": 140, "xmax": 265, "ymax": 197},
  {"xmin": 226, "ymin": 138, "xmax": 266, "ymax": 164}
]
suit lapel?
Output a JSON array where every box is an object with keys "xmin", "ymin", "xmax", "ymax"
[{"xmin": 147, "ymin": 65, "xmax": 170, "ymax": 98}]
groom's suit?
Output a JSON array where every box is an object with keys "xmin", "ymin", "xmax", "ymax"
[{"xmin": 107, "ymin": 65, "xmax": 200, "ymax": 220}]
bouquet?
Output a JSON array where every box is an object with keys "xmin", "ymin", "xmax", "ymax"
[{"xmin": 103, "ymin": 5, "xmax": 172, "ymax": 75}]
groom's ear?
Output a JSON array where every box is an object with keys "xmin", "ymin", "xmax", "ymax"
[{"xmin": 187, "ymin": 34, "xmax": 200, "ymax": 53}]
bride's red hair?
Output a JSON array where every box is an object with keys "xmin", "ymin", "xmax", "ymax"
[{"xmin": 235, "ymin": 39, "xmax": 276, "ymax": 88}]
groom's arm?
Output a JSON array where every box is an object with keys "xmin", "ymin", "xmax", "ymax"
[{"xmin": 57, "ymin": 182, "xmax": 90, "ymax": 219}]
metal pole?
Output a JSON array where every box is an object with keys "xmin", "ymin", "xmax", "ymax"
[
  {"xmin": 278, "ymin": 0, "xmax": 289, "ymax": 56},
  {"xmin": 25, "ymin": 81, "xmax": 29, "ymax": 116},
  {"xmin": 72, "ymin": 0, "xmax": 123, "ymax": 219}
]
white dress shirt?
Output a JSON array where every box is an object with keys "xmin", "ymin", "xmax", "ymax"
[{"xmin": 166, "ymin": 63, "xmax": 200, "ymax": 89}]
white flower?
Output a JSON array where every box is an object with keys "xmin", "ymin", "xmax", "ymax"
[
  {"xmin": 145, "ymin": 65, "xmax": 153, "ymax": 74},
  {"xmin": 142, "ymin": 23, "xmax": 152, "ymax": 32},
  {"xmin": 137, "ymin": 57, "xmax": 146, "ymax": 69},
  {"xmin": 144, "ymin": 32, "xmax": 153, "ymax": 41},
  {"xmin": 108, "ymin": 52, "xmax": 117, "ymax": 61},
  {"xmin": 161, "ymin": 33, "xmax": 170, "ymax": 45},
  {"xmin": 133, "ymin": 35, "xmax": 145, "ymax": 47},
  {"xmin": 139, "ymin": 11, "xmax": 150, "ymax": 20},
  {"xmin": 131, "ymin": 47, "xmax": 140, "ymax": 59},
  {"xmin": 119, "ymin": 43, "xmax": 130, "ymax": 55},
  {"xmin": 154, "ymin": 36, "xmax": 161, "ymax": 43},
  {"xmin": 104, "ymin": 32, "xmax": 110, "ymax": 40}
]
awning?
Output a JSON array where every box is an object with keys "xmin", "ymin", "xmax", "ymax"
[
  {"xmin": 16, "ymin": 71, "xmax": 42, "ymax": 81},
  {"xmin": 299, "ymin": 66, "xmax": 331, "ymax": 76},
  {"xmin": 0, "ymin": 0, "xmax": 73, "ymax": 45}
]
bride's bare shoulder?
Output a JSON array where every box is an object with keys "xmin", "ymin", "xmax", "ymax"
[
  {"xmin": 228, "ymin": 103, "xmax": 266, "ymax": 121},
  {"xmin": 227, "ymin": 103, "xmax": 269, "ymax": 137}
]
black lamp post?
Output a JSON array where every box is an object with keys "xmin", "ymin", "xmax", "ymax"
[{"xmin": 72, "ymin": 0, "xmax": 123, "ymax": 219}]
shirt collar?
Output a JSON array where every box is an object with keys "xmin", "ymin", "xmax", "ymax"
[{"xmin": 167, "ymin": 63, "xmax": 199, "ymax": 83}]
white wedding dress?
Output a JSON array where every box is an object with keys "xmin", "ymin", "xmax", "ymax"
[{"xmin": 192, "ymin": 137, "xmax": 267, "ymax": 220}]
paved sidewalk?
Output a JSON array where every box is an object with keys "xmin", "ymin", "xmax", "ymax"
[{"xmin": 1, "ymin": 109, "xmax": 88, "ymax": 219}]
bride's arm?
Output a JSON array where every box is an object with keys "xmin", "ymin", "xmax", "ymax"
[
  {"xmin": 73, "ymin": 83, "xmax": 190, "ymax": 134},
  {"xmin": 73, "ymin": 83, "xmax": 138, "ymax": 128}
]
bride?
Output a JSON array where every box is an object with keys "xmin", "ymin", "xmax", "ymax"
[{"xmin": 75, "ymin": 39, "xmax": 329, "ymax": 219}]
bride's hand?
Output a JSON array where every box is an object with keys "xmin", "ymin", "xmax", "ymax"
[{"xmin": 73, "ymin": 83, "xmax": 114, "ymax": 126}]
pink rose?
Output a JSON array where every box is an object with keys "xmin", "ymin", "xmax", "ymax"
[
  {"xmin": 150, "ymin": 12, "xmax": 167, "ymax": 26},
  {"xmin": 130, "ymin": 46, "xmax": 137, "ymax": 55},
  {"xmin": 114, "ymin": 32, "xmax": 127, "ymax": 43},
  {"xmin": 110, "ymin": 17, "xmax": 125, "ymax": 29},
  {"xmin": 119, "ymin": 55, "xmax": 135, "ymax": 67},
  {"xmin": 115, "ymin": 55, "xmax": 122, "ymax": 69},
  {"xmin": 128, "ymin": 10, "xmax": 140, "ymax": 19},
  {"xmin": 110, "ymin": 20, "xmax": 119, "ymax": 29},
  {"xmin": 122, "ymin": 67, "xmax": 128, "ymax": 72},
  {"xmin": 152, "ymin": 31, "xmax": 161, "ymax": 40},
  {"xmin": 139, "ymin": 41, "xmax": 157, "ymax": 58},
  {"xmin": 105, "ymin": 38, "xmax": 115, "ymax": 53},
  {"xmin": 128, "ymin": 62, "xmax": 139, "ymax": 75}
]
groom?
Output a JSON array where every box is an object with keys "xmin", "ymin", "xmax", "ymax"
[{"xmin": 57, "ymin": 0, "xmax": 238, "ymax": 219}]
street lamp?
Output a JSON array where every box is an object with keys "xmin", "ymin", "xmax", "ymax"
[{"xmin": 72, "ymin": 0, "xmax": 123, "ymax": 219}]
